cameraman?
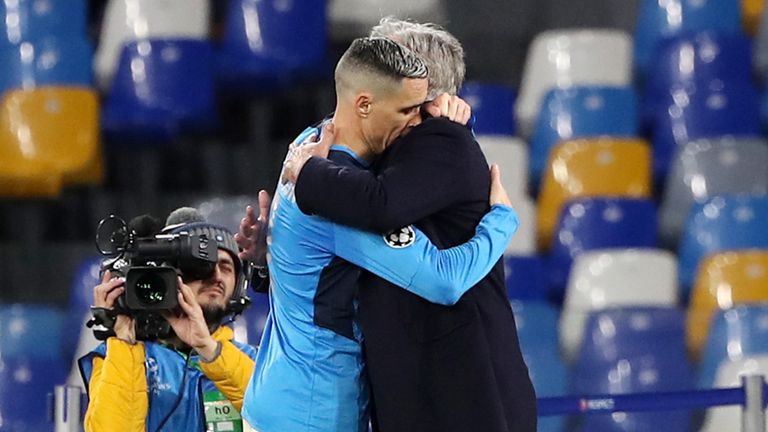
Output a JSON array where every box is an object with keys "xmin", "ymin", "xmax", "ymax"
[{"xmin": 79, "ymin": 209, "xmax": 258, "ymax": 432}]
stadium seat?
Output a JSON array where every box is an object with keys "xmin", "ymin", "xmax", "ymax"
[
  {"xmin": 477, "ymin": 135, "xmax": 528, "ymax": 201},
  {"xmin": 659, "ymin": 138, "xmax": 768, "ymax": 249},
  {"xmin": 572, "ymin": 306, "xmax": 693, "ymax": 431},
  {"xmin": 522, "ymin": 348, "xmax": 567, "ymax": 432},
  {"xmin": 62, "ymin": 256, "xmax": 102, "ymax": 363},
  {"xmin": 505, "ymin": 256, "xmax": 548, "ymax": 301},
  {"xmin": 95, "ymin": 0, "xmax": 209, "ymax": 89},
  {"xmin": 0, "ymin": 356, "xmax": 66, "ymax": 431},
  {"xmin": 687, "ymin": 250, "xmax": 768, "ymax": 360},
  {"xmin": 459, "ymin": 82, "xmax": 516, "ymax": 136},
  {"xmin": 195, "ymin": 195, "xmax": 256, "ymax": 233},
  {"xmin": 700, "ymin": 355, "xmax": 768, "ymax": 432},
  {"xmin": 678, "ymin": 195, "xmax": 768, "ymax": 297},
  {"xmin": 0, "ymin": 37, "xmax": 93, "ymax": 97},
  {"xmin": 644, "ymin": 32, "xmax": 754, "ymax": 118},
  {"xmin": 237, "ymin": 292, "xmax": 270, "ymax": 346},
  {"xmin": 536, "ymin": 138, "xmax": 652, "ymax": 250},
  {"xmin": 699, "ymin": 304, "xmax": 768, "ymax": 389},
  {"xmin": 510, "ymin": 300, "xmax": 566, "ymax": 431},
  {"xmin": 530, "ymin": 86, "xmax": 638, "ymax": 189},
  {"xmin": 560, "ymin": 249, "xmax": 678, "ymax": 361},
  {"xmin": 577, "ymin": 307, "xmax": 688, "ymax": 368},
  {"xmin": 507, "ymin": 195, "xmax": 537, "ymax": 255},
  {"xmin": 572, "ymin": 342, "xmax": 693, "ymax": 432},
  {"xmin": 743, "ymin": 0, "xmax": 764, "ymax": 35},
  {"xmin": 651, "ymin": 84, "xmax": 762, "ymax": 183},
  {"xmin": 511, "ymin": 300, "xmax": 560, "ymax": 353},
  {"xmin": 0, "ymin": 304, "xmax": 64, "ymax": 359},
  {"xmin": 0, "ymin": 87, "xmax": 101, "ymax": 186},
  {"xmin": 516, "ymin": 29, "xmax": 632, "ymax": 137},
  {"xmin": 633, "ymin": 0, "xmax": 741, "ymax": 84},
  {"xmin": 0, "ymin": 0, "xmax": 87, "ymax": 44},
  {"xmin": 102, "ymin": 39, "xmax": 216, "ymax": 142},
  {"xmin": 755, "ymin": 3, "xmax": 768, "ymax": 81},
  {"xmin": 328, "ymin": 0, "xmax": 444, "ymax": 40},
  {"xmin": 548, "ymin": 198, "xmax": 658, "ymax": 302},
  {"xmin": 217, "ymin": 0, "xmax": 327, "ymax": 92}
]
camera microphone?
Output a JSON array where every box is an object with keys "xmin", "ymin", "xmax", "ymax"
[{"xmin": 128, "ymin": 214, "xmax": 164, "ymax": 237}]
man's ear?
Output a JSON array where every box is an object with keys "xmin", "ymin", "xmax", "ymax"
[{"xmin": 355, "ymin": 93, "xmax": 373, "ymax": 118}]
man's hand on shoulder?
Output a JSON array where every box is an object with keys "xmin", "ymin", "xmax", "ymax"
[
  {"xmin": 281, "ymin": 123, "xmax": 335, "ymax": 184},
  {"xmin": 425, "ymin": 93, "xmax": 472, "ymax": 125}
]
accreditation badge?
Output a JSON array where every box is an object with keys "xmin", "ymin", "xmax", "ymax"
[{"xmin": 203, "ymin": 390, "xmax": 243, "ymax": 432}]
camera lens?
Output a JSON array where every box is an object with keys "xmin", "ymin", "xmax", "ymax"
[{"xmin": 134, "ymin": 273, "xmax": 167, "ymax": 305}]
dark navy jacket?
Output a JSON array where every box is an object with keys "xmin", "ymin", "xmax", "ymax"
[{"xmin": 295, "ymin": 117, "xmax": 537, "ymax": 432}]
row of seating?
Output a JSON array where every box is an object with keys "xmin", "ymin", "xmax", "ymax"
[{"xmin": 516, "ymin": 303, "xmax": 768, "ymax": 431}]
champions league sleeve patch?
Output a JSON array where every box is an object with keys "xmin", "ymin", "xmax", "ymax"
[{"xmin": 383, "ymin": 226, "xmax": 416, "ymax": 248}]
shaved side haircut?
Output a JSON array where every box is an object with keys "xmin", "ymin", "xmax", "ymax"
[{"xmin": 335, "ymin": 37, "xmax": 429, "ymax": 99}]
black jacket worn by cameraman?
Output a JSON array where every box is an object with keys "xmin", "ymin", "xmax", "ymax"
[{"xmin": 294, "ymin": 117, "xmax": 537, "ymax": 432}]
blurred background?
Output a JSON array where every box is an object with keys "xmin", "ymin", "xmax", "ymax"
[{"xmin": 4, "ymin": 0, "xmax": 768, "ymax": 430}]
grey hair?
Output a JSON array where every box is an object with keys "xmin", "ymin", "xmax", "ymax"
[
  {"xmin": 335, "ymin": 37, "xmax": 428, "ymax": 95},
  {"xmin": 371, "ymin": 17, "xmax": 466, "ymax": 100}
]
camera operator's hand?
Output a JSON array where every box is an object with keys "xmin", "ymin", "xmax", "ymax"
[
  {"xmin": 93, "ymin": 270, "xmax": 136, "ymax": 344},
  {"xmin": 281, "ymin": 122, "xmax": 335, "ymax": 184},
  {"xmin": 163, "ymin": 278, "xmax": 218, "ymax": 360},
  {"xmin": 235, "ymin": 190, "xmax": 271, "ymax": 265}
]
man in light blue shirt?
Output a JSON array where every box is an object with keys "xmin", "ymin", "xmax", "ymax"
[{"xmin": 240, "ymin": 37, "xmax": 518, "ymax": 431}]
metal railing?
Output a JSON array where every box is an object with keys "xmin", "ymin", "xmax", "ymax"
[
  {"xmin": 538, "ymin": 375, "xmax": 766, "ymax": 432},
  {"xmin": 53, "ymin": 374, "xmax": 768, "ymax": 432}
]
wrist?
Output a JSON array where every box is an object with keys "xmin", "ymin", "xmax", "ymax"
[{"xmin": 196, "ymin": 337, "xmax": 220, "ymax": 362}]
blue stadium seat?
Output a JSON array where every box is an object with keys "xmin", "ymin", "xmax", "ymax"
[
  {"xmin": 634, "ymin": 0, "xmax": 741, "ymax": 84},
  {"xmin": 643, "ymin": 32, "xmax": 753, "ymax": 120},
  {"xmin": 576, "ymin": 307, "xmax": 688, "ymax": 367},
  {"xmin": 0, "ymin": 37, "xmax": 92, "ymax": 96},
  {"xmin": 548, "ymin": 198, "xmax": 657, "ymax": 301},
  {"xmin": 241, "ymin": 292, "xmax": 270, "ymax": 346},
  {"xmin": 0, "ymin": 0, "xmax": 87, "ymax": 44},
  {"xmin": 0, "ymin": 304, "xmax": 64, "ymax": 360},
  {"xmin": 504, "ymin": 255, "xmax": 547, "ymax": 301},
  {"xmin": 678, "ymin": 195, "xmax": 768, "ymax": 295},
  {"xmin": 530, "ymin": 86, "xmax": 638, "ymax": 188},
  {"xmin": 659, "ymin": 138, "xmax": 768, "ymax": 249},
  {"xmin": 572, "ymin": 307, "xmax": 693, "ymax": 431},
  {"xmin": 0, "ymin": 356, "xmax": 66, "ymax": 431},
  {"xmin": 458, "ymin": 82, "xmax": 516, "ymax": 136},
  {"xmin": 651, "ymin": 83, "xmax": 761, "ymax": 182},
  {"xmin": 510, "ymin": 301, "xmax": 559, "ymax": 354},
  {"xmin": 699, "ymin": 304, "xmax": 768, "ymax": 388},
  {"xmin": 217, "ymin": 0, "xmax": 328, "ymax": 92},
  {"xmin": 523, "ymin": 348, "xmax": 567, "ymax": 432},
  {"xmin": 61, "ymin": 256, "xmax": 102, "ymax": 361},
  {"xmin": 103, "ymin": 39, "xmax": 216, "ymax": 142}
]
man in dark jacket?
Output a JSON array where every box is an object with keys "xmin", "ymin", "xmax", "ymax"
[{"xmin": 285, "ymin": 18, "xmax": 537, "ymax": 432}]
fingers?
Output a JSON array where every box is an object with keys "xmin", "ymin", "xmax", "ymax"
[
  {"xmin": 176, "ymin": 277, "xmax": 201, "ymax": 317},
  {"xmin": 424, "ymin": 103, "xmax": 441, "ymax": 118},
  {"xmin": 93, "ymin": 274, "xmax": 125, "ymax": 308},
  {"xmin": 489, "ymin": 164, "xmax": 513, "ymax": 207},
  {"xmin": 446, "ymin": 96, "xmax": 460, "ymax": 122},
  {"xmin": 257, "ymin": 190, "xmax": 271, "ymax": 223},
  {"xmin": 316, "ymin": 123, "xmax": 335, "ymax": 154},
  {"xmin": 104, "ymin": 286, "xmax": 125, "ymax": 306},
  {"xmin": 490, "ymin": 163, "xmax": 501, "ymax": 185},
  {"xmin": 456, "ymin": 99, "xmax": 471, "ymax": 125}
]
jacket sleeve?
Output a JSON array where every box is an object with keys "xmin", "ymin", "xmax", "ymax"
[
  {"xmin": 83, "ymin": 338, "xmax": 148, "ymax": 432},
  {"xmin": 295, "ymin": 118, "xmax": 478, "ymax": 232},
  {"xmin": 199, "ymin": 340, "xmax": 256, "ymax": 412},
  {"xmin": 331, "ymin": 204, "xmax": 518, "ymax": 305}
]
